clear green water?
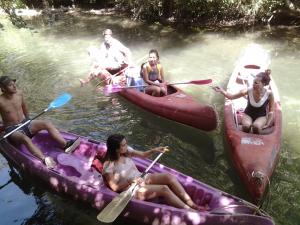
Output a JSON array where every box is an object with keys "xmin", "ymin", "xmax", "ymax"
[{"xmin": 0, "ymin": 13, "xmax": 299, "ymax": 225}]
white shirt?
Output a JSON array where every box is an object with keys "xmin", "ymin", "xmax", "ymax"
[
  {"xmin": 102, "ymin": 147, "xmax": 142, "ymax": 183},
  {"xmin": 98, "ymin": 38, "xmax": 130, "ymax": 69}
]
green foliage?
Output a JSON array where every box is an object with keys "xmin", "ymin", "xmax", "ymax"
[
  {"xmin": 0, "ymin": 0, "xmax": 25, "ymax": 9},
  {"xmin": 1, "ymin": 0, "xmax": 298, "ymax": 26},
  {"xmin": 0, "ymin": 0, "xmax": 27, "ymax": 28},
  {"xmin": 114, "ymin": 0, "xmax": 289, "ymax": 25}
]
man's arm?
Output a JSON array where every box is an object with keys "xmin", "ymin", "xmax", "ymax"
[
  {"xmin": 21, "ymin": 92, "xmax": 29, "ymax": 118},
  {"xmin": 115, "ymin": 39, "xmax": 132, "ymax": 64}
]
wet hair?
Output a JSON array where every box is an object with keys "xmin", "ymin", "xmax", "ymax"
[
  {"xmin": 106, "ymin": 134, "xmax": 125, "ymax": 161},
  {"xmin": 149, "ymin": 49, "xmax": 160, "ymax": 60},
  {"xmin": 256, "ymin": 72, "xmax": 271, "ymax": 86}
]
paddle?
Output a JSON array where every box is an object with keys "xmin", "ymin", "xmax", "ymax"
[
  {"xmin": 103, "ymin": 79, "xmax": 212, "ymax": 95},
  {"xmin": 95, "ymin": 55, "xmax": 148, "ymax": 87},
  {"xmin": 95, "ymin": 66, "xmax": 128, "ymax": 87},
  {"xmin": 1, "ymin": 93, "xmax": 72, "ymax": 141},
  {"xmin": 97, "ymin": 149, "xmax": 167, "ymax": 223}
]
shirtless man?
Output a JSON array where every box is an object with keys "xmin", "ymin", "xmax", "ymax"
[
  {"xmin": 0, "ymin": 76, "xmax": 80, "ymax": 168},
  {"xmin": 80, "ymin": 28, "xmax": 132, "ymax": 86}
]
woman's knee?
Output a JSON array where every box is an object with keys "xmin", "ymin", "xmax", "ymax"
[
  {"xmin": 154, "ymin": 87, "xmax": 162, "ymax": 96},
  {"xmin": 252, "ymin": 124, "xmax": 262, "ymax": 134},
  {"xmin": 241, "ymin": 124, "xmax": 251, "ymax": 132},
  {"xmin": 162, "ymin": 173, "xmax": 177, "ymax": 184},
  {"xmin": 160, "ymin": 185, "xmax": 172, "ymax": 195}
]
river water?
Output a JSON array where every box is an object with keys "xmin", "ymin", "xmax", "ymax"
[{"xmin": 0, "ymin": 12, "xmax": 299, "ymax": 225}]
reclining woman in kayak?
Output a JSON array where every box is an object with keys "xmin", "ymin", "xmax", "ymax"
[
  {"xmin": 142, "ymin": 49, "xmax": 167, "ymax": 96},
  {"xmin": 102, "ymin": 134, "xmax": 205, "ymax": 211},
  {"xmin": 213, "ymin": 71, "xmax": 274, "ymax": 134}
]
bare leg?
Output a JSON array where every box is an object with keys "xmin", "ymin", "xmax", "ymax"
[
  {"xmin": 241, "ymin": 114, "xmax": 253, "ymax": 133},
  {"xmin": 99, "ymin": 69, "xmax": 113, "ymax": 85},
  {"xmin": 10, "ymin": 132, "xmax": 57, "ymax": 168},
  {"xmin": 160, "ymin": 83, "xmax": 167, "ymax": 96},
  {"xmin": 145, "ymin": 86, "xmax": 161, "ymax": 97},
  {"xmin": 10, "ymin": 132, "xmax": 45, "ymax": 160},
  {"xmin": 30, "ymin": 120, "xmax": 67, "ymax": 148},
  {"xmin": 135, "ymin": 184, "xmax": 191, "ymax": 209},
  {"xmin": 145, "ymin": 173, "xmax": 198, "ymax": 209},
  {"xmin": 252, "ymin": 116, "xmax": 268, "ymax": 134},
  {"xmin": 160, "ymin": 87, "xmax": 167, "ymax": 96},
  {"xmin": 80, "ymin": 73, "xmax": 97, "ymax": 86}
]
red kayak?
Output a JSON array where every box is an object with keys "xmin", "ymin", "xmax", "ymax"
[
  {"xmin": 118, "ymin": 85, "xmax": 218, "ymax": 131},
  {"xmin": 224, "ymin": 44, "xmax": 282, "ymax": 204}
]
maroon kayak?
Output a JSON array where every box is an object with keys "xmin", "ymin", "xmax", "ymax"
[
  {"xmin": 224, "ymin": 45, "xmax": 282, "ymax": 204},
  {"xmin": 118, "ymin": 85, "xmax": 218, "ymax": 131},
  {"xmin": 0, "ymin": 130, "xmax": 275, "ymax": 225}
]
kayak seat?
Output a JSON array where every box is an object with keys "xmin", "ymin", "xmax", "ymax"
[
  {"xmin": 92, "ymin": 158, "xmax": 103, "ymax": 173},
  {"xmin": 91, "ymin": 144, "xmax": 107, "ymax": 174},
  {"xmin": 56, "ymin": 152, "xmax": 103, "ymax": 188}
]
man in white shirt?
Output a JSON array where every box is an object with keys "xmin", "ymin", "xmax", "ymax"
[{"xmin": 80, "ymin": 29, "xmax": 132, "ymax": 86}]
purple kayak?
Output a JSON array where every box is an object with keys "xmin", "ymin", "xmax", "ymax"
[{"xmin": 0, "ymin": 131, "xmax": 275, "ymax": 225}]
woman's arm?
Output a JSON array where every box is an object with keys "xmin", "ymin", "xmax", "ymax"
[
  {"xmin": 160, "ymin": 66, "xmax": 165, "ymax": 83},
  {"xmin": 20, "ymin": 92, "xmax": 29, "ymax": 118},
  {"xmin": 130, "ymin": 146, "xmax": 167, "ymax": 158},
  {"xmin": 263, "ymin": 93, "xmax": 275, "ymax": 128},
  {"xmin": 213, "ymin": 86, "xmax": 247, "ymax": 100},
  {"xmin": 104, "ymin": 172, "xmax": 131, "ymax": 192}
]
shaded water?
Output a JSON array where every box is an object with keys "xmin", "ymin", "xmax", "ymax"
[{"xmin": 0, "ymin": 12, "xmax": 299, "ymax": 225}]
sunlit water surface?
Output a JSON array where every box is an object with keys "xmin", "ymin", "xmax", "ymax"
[{"xmin": 0, "ymin": 13, "xmax": 299, "ymax": 225}]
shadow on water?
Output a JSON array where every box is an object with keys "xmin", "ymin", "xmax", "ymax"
[
  {"xmin": 27, "ymin": 12, "xmax": 207, "ymax": 51},
  {"xmin": 0, "ymin": 154, "xmax": 140, "ymax": 225},
  {"xmin": 116, "ymin": 96, "xmax": 217, "ymax": 165}
]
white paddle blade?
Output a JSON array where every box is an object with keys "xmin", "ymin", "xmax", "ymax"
[{"xmin": 97, "ymin": 185, "xmax": 136, "ymax": 223}]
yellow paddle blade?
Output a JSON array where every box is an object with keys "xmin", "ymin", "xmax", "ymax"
[{"xmin": 97, "ymin": 185, "xmax": 136, "ymax": 223}]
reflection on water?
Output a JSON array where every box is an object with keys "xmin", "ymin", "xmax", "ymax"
[{"xmin": 0, "ymin": 12, "xmax": 300, "ymax": 225}]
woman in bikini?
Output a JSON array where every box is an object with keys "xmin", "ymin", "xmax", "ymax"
[
  {"xmin": 213, "ymin": 71, "xmax": 274, "ymax": 134},
  {"xmin": 102, "ymin": 134, "xmax": 206, "ymax": 211},
  {"xmin": 142, "ymin": 49, "xmax": 167, "ymax": 96}
]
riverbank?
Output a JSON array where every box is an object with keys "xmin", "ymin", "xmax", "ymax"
[{"xmin": 1, "ymin": 5, "xmax": 300, "ymax": 30}]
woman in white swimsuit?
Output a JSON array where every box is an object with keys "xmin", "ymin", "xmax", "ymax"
[
  {"xmin": 213, "ymin": 71, "xmax": 274, "ymax": 134},
  {"xmin": 102, "ymin": 134, "xmax": 204, "ymax": 211}
]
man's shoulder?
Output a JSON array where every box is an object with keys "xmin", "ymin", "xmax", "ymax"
[
  {"xmin": 112, "ymin": 38, "xmax": 127, "ymax": 48},
  {"xmin": 0, "ymin": 91, "xmax": 23, "ymax": 101},
  {"xmin": 0, "ymin": 94, "xmax": 4, "ymax": 103}
]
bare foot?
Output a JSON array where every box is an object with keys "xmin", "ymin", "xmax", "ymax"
[
  {"xmin": 44, "ymin": 156, "xmax": 57, "ymax": 169},
  {"xmin": 79, "ymin": 79, "xmax": 87, "ymax": 87},
  {"xmin": 197, "ymin": 204, "xmax": 210, "ymax": 212},
  {"xmin": 186, "ymin": 199, "xmax": 210, "ymax": 211}
]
